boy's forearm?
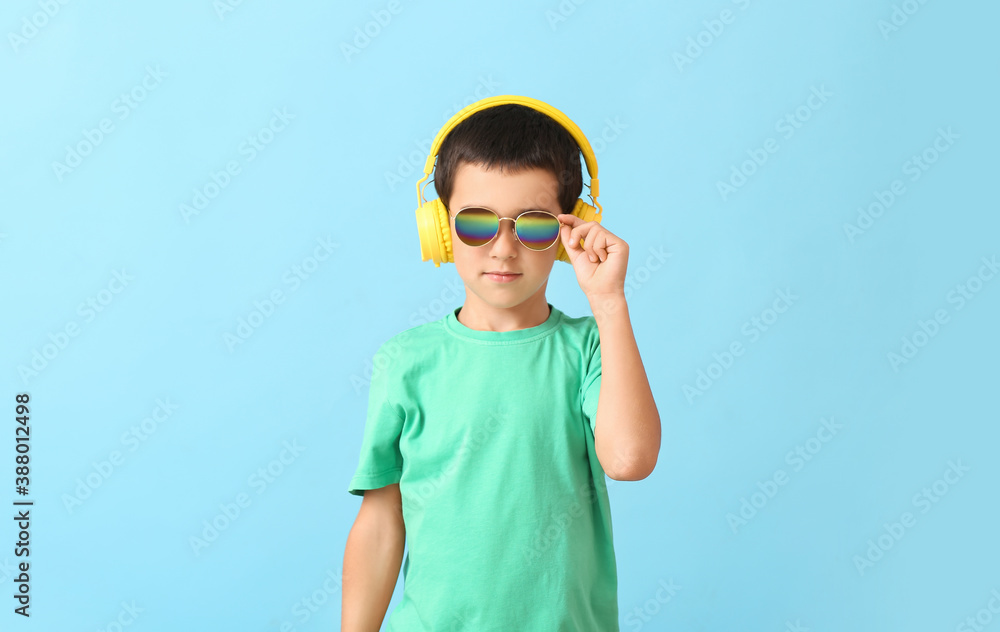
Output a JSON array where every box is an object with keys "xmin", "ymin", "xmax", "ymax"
[
  {"xmin": 342, "ymin": 514, "xmax": 405, "ymax": 632},
  {"xmin": 589, "ymin": 293, "xmax": 661, "ymax": 480}
]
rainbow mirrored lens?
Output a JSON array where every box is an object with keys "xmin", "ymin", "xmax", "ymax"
[
  {"xmin": 454, "ymin": 208, "xmax": 499, "ymax": 247},
  {"xmin": 515, "ymin": 211, "xmax": 560, "ymax": 249},
  {"xmin": 455, "ymin": 208, "xmax": 559, "ymax": 251}
]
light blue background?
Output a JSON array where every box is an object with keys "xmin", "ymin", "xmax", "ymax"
[{"xmin": 1, "ymin": 0, "xmax": 997, "ymax": 630}]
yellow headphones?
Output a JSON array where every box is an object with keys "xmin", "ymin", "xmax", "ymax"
[{"xmin": 415, "ymin": 95, "xmax": 603, "ymax": 267}]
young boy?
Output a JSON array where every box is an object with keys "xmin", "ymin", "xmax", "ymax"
[{"xmin": 342, "ymin": 99, "xmax": 660, "ymax": 631}]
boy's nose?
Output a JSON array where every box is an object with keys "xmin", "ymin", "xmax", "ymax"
[{"xmin": 490, "ymin": 221, "xmax": 519, "ymax": 253}]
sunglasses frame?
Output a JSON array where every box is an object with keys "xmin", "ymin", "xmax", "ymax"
[{"xmin": 449, "ymin": 205, "xmax": 562, "ymax": 252}]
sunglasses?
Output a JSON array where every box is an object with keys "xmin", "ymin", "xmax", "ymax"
[{"xmin": 451, "ymin": 206, "xmax": 561, "ymax": 251}]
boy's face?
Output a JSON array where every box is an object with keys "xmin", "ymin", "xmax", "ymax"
[{"xmin": 448, "ymin": 161, "xmax": 561, "ymax": 315}]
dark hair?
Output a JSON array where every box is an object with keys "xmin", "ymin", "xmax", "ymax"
[{"xmin": 432, "ymin": 104, "xmax": 584, "ymax": 215}]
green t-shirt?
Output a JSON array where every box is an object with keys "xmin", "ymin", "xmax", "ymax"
[{"xmin": 348, "ymin": 303, "xmax": 619, "ymax": 631}]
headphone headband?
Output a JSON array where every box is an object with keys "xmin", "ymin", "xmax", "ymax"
[{"xmin": 415, "ymin": 95, "xmax": 600, "ymax": 210}]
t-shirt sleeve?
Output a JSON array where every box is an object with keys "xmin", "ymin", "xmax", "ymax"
[
  {"xmin": 581, "ymin": 324, "xmax": 602, "ymax": 435},
  {"xmin": 348, "ymin": 342, "xmax": 405, "ymax": 496}
]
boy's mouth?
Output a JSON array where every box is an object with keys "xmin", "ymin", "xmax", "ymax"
[{"xmin": 484, "ymin": 271, "xmax": 522, "ymax": 282}]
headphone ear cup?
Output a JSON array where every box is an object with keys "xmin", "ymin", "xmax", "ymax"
[
  {"xmin": 416, "ymin": 198, "xmax": 453, "ymax": 267},
  {"xmin": 555, "ymin": 199, "xmax": 601, "ymax": 263}
]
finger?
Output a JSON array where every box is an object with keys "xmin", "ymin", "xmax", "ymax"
[
  {"xmin": 561, "ymin": 224, "xmax": 581, "ymax": 251},
  {"xmin": 569, "ymin": 221, "xmax": 596, "ymax": 251},
  {"xmin": 564, "ymin": 223, "xmax": 587, "ymax": 252},
  {"xmin": 583, "ymin": 225, "xmax": 601, "ymax": 252},
  {"xmin": 594, "ymin": 234, "xmax": 609, "ymax": 262},
  {"xmin": 583, "ymin": 226, "xmax": 603, "ymax": 261}
]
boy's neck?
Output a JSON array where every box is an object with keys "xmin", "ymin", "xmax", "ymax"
[{"xmin": 456, "ymin": 296, "xmax": 552, "ymax": 332}]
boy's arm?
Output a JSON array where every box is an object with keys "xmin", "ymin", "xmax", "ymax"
[
  {"xmin": 589, "ymin": 293, "xmax": 661, "ymax": 481},
  {"xmin": 555, "ymin": 213, "xmax": 660, "ymax": 481},
  {"xmin": 342, "ymin": 483, "xmax": 406, "ymax": 632}
]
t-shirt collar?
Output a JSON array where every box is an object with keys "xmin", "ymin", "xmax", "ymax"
[{"xmin": 444, "ymin": 303, "xmax": 562, "ymax": 344}]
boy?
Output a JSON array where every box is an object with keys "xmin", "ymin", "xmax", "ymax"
[{"xmin": 343, "ymin": 99, "xmax": 660, "ymax": 631}]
